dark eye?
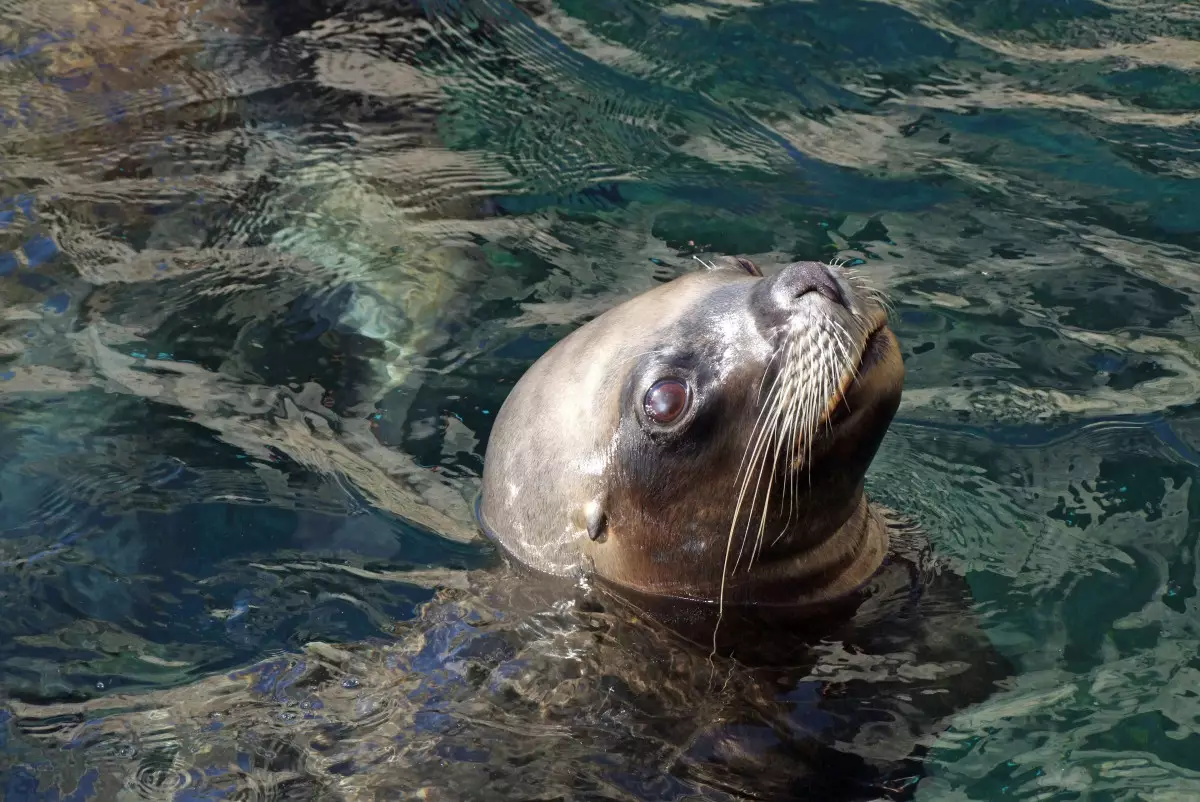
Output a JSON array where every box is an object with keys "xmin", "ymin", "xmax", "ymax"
[{"xmin": 643, "ymin": 379, "xmax": 690, "ymax": 425}]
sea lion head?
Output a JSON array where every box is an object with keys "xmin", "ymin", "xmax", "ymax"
[{"xmin": 478, "ymin": 257, "xmax": 903, "ymax": 611}]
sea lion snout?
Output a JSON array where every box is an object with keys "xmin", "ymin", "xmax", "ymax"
[{"xmin": 759, "ymin": 260, "xmax": 850, "ymax": 316}]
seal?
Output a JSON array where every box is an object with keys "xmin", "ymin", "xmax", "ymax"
[{"xmin": 478, "ymin": 255, "xmax": 904, "ymax": 622}]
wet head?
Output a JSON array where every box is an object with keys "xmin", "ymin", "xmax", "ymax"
[{"xmin": 479, "ymin": 256, "xmax": 903, "ymax": 617}]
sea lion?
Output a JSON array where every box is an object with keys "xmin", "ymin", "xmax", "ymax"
[{"xmin": 479, "ymin": 255, "xmax": 904, "ymax": 633}]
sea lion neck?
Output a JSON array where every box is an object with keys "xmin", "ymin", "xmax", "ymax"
[
  {"xmin": 740, "ymin": 492, "xmax": 890, "ymax": 605},
  {"xmin": 595, "ymin": 490, "xmax": 888, "ymax": 608}
]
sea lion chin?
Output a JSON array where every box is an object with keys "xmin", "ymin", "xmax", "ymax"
[{"xmin": 478, "ymin": 255, "xmax": 905, "ymax": 616}]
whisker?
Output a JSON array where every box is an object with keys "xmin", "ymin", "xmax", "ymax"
[
  {"xmin": 727, "ymin": 364, "xmax": 789, "ymax": 575},
  {"xmin": 749, "ymin": 359, "xmax": 798, "ymax": 568},
  {"xmin": 731, "ymin": 378, "xmax": 788, "ymax": 573},
  {"xmin": 714, "ymin": 286, "xmax": 883, "ymax": 652}
]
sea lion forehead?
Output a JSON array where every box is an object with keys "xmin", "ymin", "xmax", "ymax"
[
  {"xmin": 615, "ymin": 268, "xmax": 752, "ymax": 327},
  {"xmin": 597, "ymin": 275, "xmax": 762, "ymax": 433},
  {"xmin": 600, "ymin": 269, "xmax": 761, "ymax": 365}
]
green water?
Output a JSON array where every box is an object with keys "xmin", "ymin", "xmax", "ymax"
[{"xmin": 0, "ymin": 0, "xmax": 1199, "ymax": 799}]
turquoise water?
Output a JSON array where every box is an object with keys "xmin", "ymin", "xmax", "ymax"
[{"xmin": 1, "ymin": 0, "xmax": 1199, "ymax": 799}]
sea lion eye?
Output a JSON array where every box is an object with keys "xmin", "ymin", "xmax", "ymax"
[{"xmin": 643, "ymin": 379, "xmax": 690, "ymax": 425}]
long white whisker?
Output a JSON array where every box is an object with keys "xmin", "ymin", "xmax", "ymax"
[
  {"xmin": 715, "ymin": 353, "xmax": 791, "ymax": 651},
  {"xmin": 731, "ymin": 377, "xmax": 788, "ymax": 573},
  {"xmin": 727, "ymin": 363, "xmax": 789, "ymax": 574},
  {"xmin": 713, "ymin": 272, "xmax": 887, "ymax": 653},
  {"xmin": 751, "ymin": 354, "xmax": 804, "ymax": 567}
]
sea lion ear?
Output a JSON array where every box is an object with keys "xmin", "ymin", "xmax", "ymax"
[
  {"xmin": 584, "ymin": 499, "xmax": 608, "ymax": 543},
  {"xmin": 705, "ymin": 255, "xmax": 763, "ymax": 277}
]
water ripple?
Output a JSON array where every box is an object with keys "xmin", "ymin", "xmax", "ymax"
[{"xmin": 0, "ymin": 0, "xmax": 1199, "ymax": 799}]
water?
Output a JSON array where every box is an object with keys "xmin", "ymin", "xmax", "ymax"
[{"xmin": 0, "ymin": 0, "xmax": 1198, "ymax": 798}]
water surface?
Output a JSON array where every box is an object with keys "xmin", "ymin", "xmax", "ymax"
[{"xmin": 1, "ymin": 0, "xmax": 1199, "ymax": 799}]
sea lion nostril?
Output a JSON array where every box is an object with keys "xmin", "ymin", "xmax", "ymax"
[{"xmin": 775, "ymin": 261, "xmax": 847, "ymax": 310}]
